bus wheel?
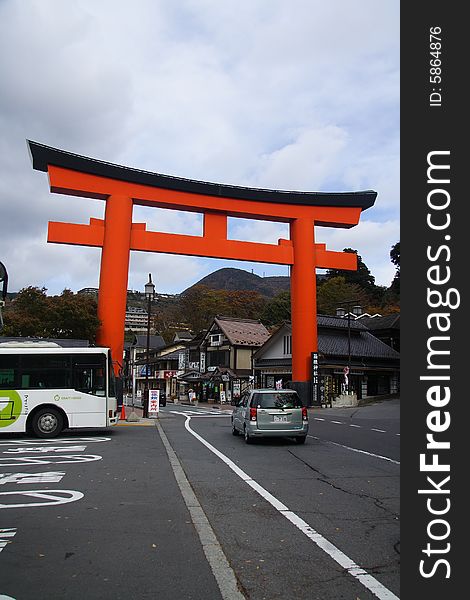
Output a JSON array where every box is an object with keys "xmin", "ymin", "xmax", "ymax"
[{"xmin": 32, "ymin": 408, "xmax": 64, "ymax": 439}]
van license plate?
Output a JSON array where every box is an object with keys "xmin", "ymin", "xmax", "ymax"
[{"xmin": 274, "ymin": 415, "xmax": 288, "ymax": 423}]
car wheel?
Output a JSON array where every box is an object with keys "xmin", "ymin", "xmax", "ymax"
[
  {"xmin": 295, "ymin": 436, "xmax": 307, "ymax": 445},
  {"xmin": 231, "ymin": 420, "xmax": 239, "ymax": 436},
  {"xmin": 32, "ymin": 407, "xmax": 64, "ymax": 439},
  {"xmin": 244, "ymin": 426, "xmax": 253, "ymax": 444}
]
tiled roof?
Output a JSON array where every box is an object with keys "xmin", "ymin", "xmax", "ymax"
[
  {"xmin": 318, "ymin": 331, "xmax": 399, "ymax": 359},
  {"xmin": 255, "ymin": 320, "xmax": 399, "ymax": 361},
  {"xmin": 133, "ymin": 334, "xmax": 166, "ymax": 350},
  {"xmin": 214, "ymin": 316, "xmax": 270, "ymax": 347},
  {"xmin": 317, "ymin": 314, "xmax": 367, "ymax": 331},
  {"xmin": 359, "ymin": 314, "xmax": 400, "ymax": 330}
]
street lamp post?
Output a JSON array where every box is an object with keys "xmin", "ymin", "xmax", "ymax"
[
  {"xmin": 335, "ymin": 301, "xmax": 362, "ymax": 393},
  {"xmin": 143, "ymin": 273, "xmax": 155, "ymax": 418}
]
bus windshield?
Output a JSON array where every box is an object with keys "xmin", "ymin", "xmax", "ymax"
[{"xmin": 108, "ymin": 354, "xmax": 116, "ymax": 398}]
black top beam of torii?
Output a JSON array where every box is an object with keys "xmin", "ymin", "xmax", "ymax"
[{"xmin": 28, "ymin": 140, "xmax": 377, "ymax": 210}]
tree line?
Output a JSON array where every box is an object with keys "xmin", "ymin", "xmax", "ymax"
[{"xmin": 1, "ymin": 243, "xmax": 400, "ymax": 344}]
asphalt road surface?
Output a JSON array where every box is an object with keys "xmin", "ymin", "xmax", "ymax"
[{"xmin": 0, "ymin": 400, "xmax": 400, "ymax": 600}]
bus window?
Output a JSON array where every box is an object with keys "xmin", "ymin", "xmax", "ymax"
[
  {"xmin": 73, "ymin": 354, "xmax": 106, "ymax": 396},
  {"xmin": 19, "ymin": 355, "xmax": 71, "ymax": 389},
  {"xmin": 0, "ymin": 355, "xmax": 18, "ymax": 388}
]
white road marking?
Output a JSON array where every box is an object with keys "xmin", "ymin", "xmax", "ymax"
[
  {"xmin": 156, "ymin": 421, "xmax": 244, "ymax": 600},
  {"xmin": 0, "ymin": 490, "xmax": 84, "ymax": 509},
  {"xmin": 0, "ymin": 528, "xmax": 17, "ymax": 553},
  {"xmin": 309, "ymin": 436, "xmax": 400, "ymax": 465},
  {"xmin": 0, "ymin": 455, "xmax": 102, "ymax": 467},
  {"xmin": 169, "ymin": 410, "xmax": 229, "ymax": 418},
  {"xmin": 0, "ymin": 472, "xmax": 66, "ymax": 485},
  {"xmin": 182, "ymin": 415, "xmax": 399, "ymax": 600},
  {"xmin": 313, "ymin": 419, "xmax": 398, "ymax": 435},
  {"xmin": 3, "ymin": 446, "xmax": 87, "ymax": 454},
  {"xmin": 0, "ymin": 528, "xmax": 17, "ymax": 556},
  {"xmin": 0, "ymin": 437, "xmax": 110, "ymax": 446}
]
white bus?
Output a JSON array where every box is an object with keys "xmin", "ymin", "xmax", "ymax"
[{"xmin": 0, "ymin": 343, "xmax": 119, "ymax": 438}]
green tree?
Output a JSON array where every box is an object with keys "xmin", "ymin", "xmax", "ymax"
[
  {"xmin": 2, "ymin": 287, "xmax": 100, "ymax": 342},
  {"xmin": 47, "ymin": 289, "xmax": 101, "ymax": 341},
  {"xmin": 326, "ymin": 248, "xmax": 376, "ymax": 292},
  {"xmin": 389, "ymin": 241, "xmax": 400, "ymax": 296},
  {"xmin": 1, "ymin": 287, "xmax": 50, "ymax": 337},
  {"xmin": 317, "ymin": 276, "xmax": 370, "ymax": 315}
]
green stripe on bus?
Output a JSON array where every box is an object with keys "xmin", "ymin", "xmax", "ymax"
[{"xmin": 0, "ymin": 390, "xmax": 22, "ymax": 428}]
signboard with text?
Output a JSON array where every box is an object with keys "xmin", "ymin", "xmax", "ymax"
[
  {"xmin": 148, "ymin": 389, "xmax": 160, "ymax": 418},
  {"xmin": 311, "ymin": 352, "xmax": 319, "ymax": 405}
]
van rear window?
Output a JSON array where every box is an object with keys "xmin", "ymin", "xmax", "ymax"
[{"xmin": 251, "ymin": 393, "xmax": 302, "ymax": 409}]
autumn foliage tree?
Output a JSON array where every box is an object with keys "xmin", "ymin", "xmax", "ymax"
[
  {"xmin": 2, "ymin": 287, "xmax": 101, "ymax": 342},
  {"xmin": 178, "ymin": 285, "xmax": 266, "ymax": 332}
]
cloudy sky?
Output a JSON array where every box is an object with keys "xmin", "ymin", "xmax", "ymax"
[{"xmin": 0, "ymin": 0, "xmax": 399, "ymax": 296}]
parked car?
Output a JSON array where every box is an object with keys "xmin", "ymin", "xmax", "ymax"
[{"xmin": 231, "ymin": 389, "xmax": 308, "ymax": 444}]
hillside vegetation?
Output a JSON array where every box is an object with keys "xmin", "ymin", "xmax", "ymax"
[{"xmin": 2, "ymin": 244, "xmax": 400, "ymax": 344}]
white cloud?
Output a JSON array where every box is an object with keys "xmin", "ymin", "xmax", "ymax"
[{"xmin": 0, "ymin": 0, "xmax": 399, "ymax": 296}]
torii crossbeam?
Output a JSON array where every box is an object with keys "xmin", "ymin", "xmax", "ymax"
[{"xmin": 28, "ymin": 140, "xmax": 376, "ymax": 397}]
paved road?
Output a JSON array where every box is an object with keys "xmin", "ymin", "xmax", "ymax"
[
  {"xmin": 161, "ymin": 401, "xmax": 400, "ymax": 600},
  {"xmin": 0, "ymin": 400, "xmax": 400, "ymax": 600},
  {"xmin": 0, "ymin": 427, "xmax": 224, "ymax": 600}
]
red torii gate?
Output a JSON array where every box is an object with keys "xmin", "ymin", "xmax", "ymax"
[{"xmin": 28, "ymin": 140, "xmax": 376, "ymax": 397}]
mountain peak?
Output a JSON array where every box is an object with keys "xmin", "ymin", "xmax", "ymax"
[{"xmin": 182, "ymin": 268, "xmax": 289, "ymax": 298}]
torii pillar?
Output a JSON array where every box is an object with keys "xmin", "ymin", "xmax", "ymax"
[{"xmin": 28, "ymin": 140, "xmax": 376, "ymax": 401}]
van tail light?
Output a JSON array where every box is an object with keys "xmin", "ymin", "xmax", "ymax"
[
  {"xmin": 250, "ymin": 407, "xmax": 257, "ymax": 421},
  {"xmin": 302, "ymin": 407, "xmax": 308, "ymax": 421}
]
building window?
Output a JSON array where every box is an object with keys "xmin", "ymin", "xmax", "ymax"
[
  {"xmin": 283, "ymin": 335, "xmax": 292, "ymax": 356},
  {"xmin": 206, "ymin": 350, "xmax": 230, "ymax": 368},
  {"xmin": 209, "ymin": 334, "xmax": 223, "ymax": 346}
]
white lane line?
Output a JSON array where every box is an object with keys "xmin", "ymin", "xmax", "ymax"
[
  {"xmin": 314, "ymin": 418, "xmax": 325, "ymax": 421},
  {"xmin": 309, "ymin": 436, "xmax": 400, "ymax": 465},
  {"xmin": 331, "ymin": 421, "xmax": 344, "ymax": 425},
  {"xmin": 156, "ymin": 421, "xmax": 244, "ymax": 600},
  {"xmin": 349, "ymin": 424, "xmax": 361, "ymax": 428},
  {"xmin": 183, "ymin": 416, "xmax": 399, "ymax": 600},
  {"xmin": 371, "ymin": 428, "xmax": 386, "ymax": 433}
]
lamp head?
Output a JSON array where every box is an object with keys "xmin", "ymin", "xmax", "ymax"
[{"xmin": 145, "ymin": 273, "xmax": 155, "ymax": 300}]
